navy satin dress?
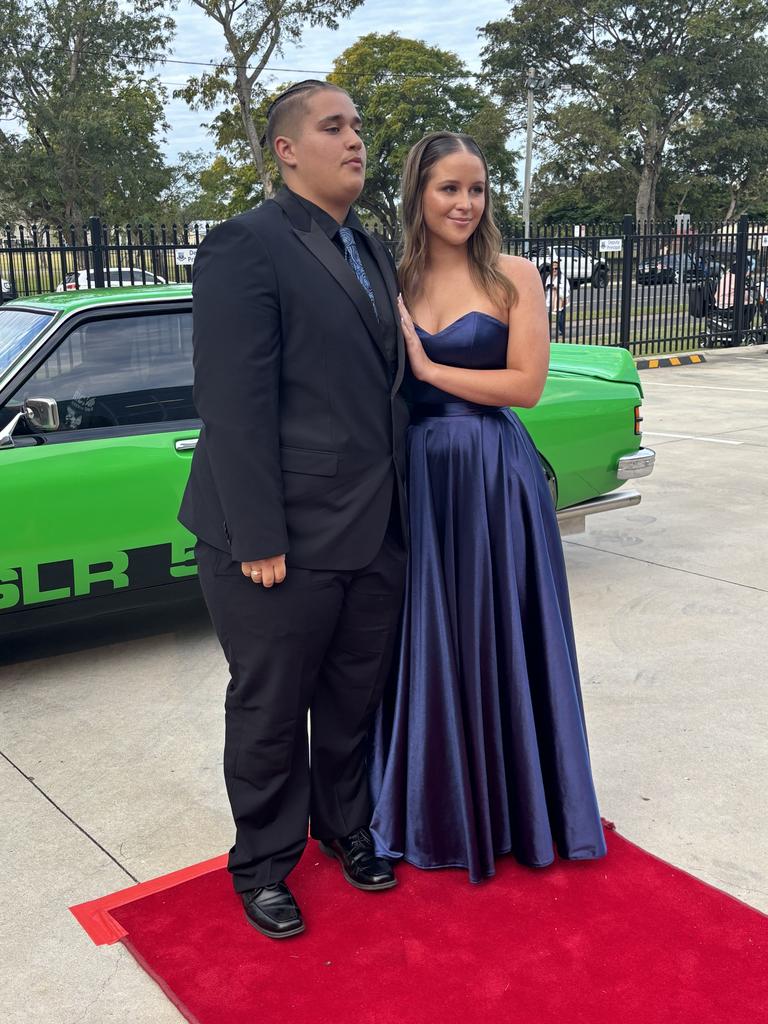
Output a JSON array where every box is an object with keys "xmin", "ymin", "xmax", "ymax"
[{"xmin": 369, "ymin": 311, "xmax": 607, "ymax": 882}]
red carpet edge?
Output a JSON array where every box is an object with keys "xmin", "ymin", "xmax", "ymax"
[
  {"xmin": 69, "ymin": 853, "xmax": 229, "ymax": 945},
  {"xmin": 69, "ymin": 819, "xmax": 767, "ymax": 947}
]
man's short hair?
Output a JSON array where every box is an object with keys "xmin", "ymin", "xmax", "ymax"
[{"xmin": 263, "ymin": 80, "xmax": 349, "ymax": 157}]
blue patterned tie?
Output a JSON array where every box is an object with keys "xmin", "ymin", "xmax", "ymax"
[{"xmin": 338, "ymin": 226, "xmax": 378, "ymax": 320}]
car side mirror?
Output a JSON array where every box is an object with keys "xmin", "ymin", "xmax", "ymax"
[
  {"xmin": 0, "ymin": 397, "xmax": 60, "ymax": 449},
  {"xmin": 25, "ymin": 397, "xmax": 60, "ymax": 432}
]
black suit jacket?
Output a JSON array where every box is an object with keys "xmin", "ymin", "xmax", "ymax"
[{"xmin": 178, "ymin": 187, "xmax": 408, "ymax": 569}]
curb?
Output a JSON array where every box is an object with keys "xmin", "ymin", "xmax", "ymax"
[
  {"xmin": 635, "ymin": 353, "xmax": 706, "ymax": 370},
  {"xmin": 692, "ymin": 342, "xmax": 768, "ymax": 362}
]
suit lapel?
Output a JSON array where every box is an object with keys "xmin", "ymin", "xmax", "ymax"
[
  {"xmin": 369, "ymin": 237, "xmax": 406, "ymax": 395},
  {"xmin": 272, "ymin": 191, "xmax": 388, "ymax": 365}
]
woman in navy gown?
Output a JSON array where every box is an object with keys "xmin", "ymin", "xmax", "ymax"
[{"xmin": 369, "ymin": 132, "xmax": 607, "ymax": 882}]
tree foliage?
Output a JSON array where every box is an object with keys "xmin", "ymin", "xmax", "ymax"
[
  {"xmin": 481, "ymin": 0, "xmax": 768, "ymax": 225},
  {"xmin": 0, "ymin": 0, "xmax": 175, "ymax": 227},
  {"xmin": 166, "ymin": 150, "xmax": 262, "ymax": 222},
  {"xmin": 670, "ymin": 60, "xmax": 768, "ymax": 222},
  {"xmin": 328, "ymin": 33, "xmax": 518, "ymax": 242}
]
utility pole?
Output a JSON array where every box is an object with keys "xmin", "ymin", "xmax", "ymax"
[{"xmin": 523, "ymin": 66, "xmax": 536, "ymax": 252}]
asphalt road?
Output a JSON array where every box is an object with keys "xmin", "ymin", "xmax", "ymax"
[{"xmin": 2, "ymin": 345, "xmax": 767, "ymax": 1022}]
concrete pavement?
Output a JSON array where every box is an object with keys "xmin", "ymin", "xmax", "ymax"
[{"xmin": 1, "ymin": 349, "xmax": 766, "ymax": 1021}]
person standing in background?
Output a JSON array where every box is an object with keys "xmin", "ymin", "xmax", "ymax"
[{"xmin": 544, "ymin": 257, "xmax": 570, "ymax": 339}]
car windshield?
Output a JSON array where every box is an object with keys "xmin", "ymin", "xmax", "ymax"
[{"xmin": 0, "ymin": 309, "xmax": 55, "ymax": 377}]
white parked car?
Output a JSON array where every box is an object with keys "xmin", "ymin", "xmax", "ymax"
[
  {"xmin": 530, "ymin": 245, "xmax": 609, "ymax": 288},
  {"xmin": 55, "ymin": 267, "xmax": 167, "ymax": 292}
]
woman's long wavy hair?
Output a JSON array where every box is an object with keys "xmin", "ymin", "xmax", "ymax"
[{"xmin": 399, "ymin": 132, "xmax": 517, "ymax": 312}]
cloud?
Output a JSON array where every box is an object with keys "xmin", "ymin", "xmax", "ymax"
[{"xmin": 159, "ymin": 0, "xmax": 508, "ymax": 160}]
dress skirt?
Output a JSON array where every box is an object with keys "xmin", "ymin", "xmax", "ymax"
[{"xmin": 369, "ymin": 401, "xmax": 607, "ymax": 882}]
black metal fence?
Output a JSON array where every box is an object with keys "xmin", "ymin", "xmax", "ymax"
[
  {"xmin": 0, "ymin": 217, "xmax": 208, "ymax": 300},
  {"xmin": 504, "ymin": 214, "xmax": 768, "ymax": 354},
  {"xmin": 2, "ymin": 214, "xmax": 767, "ymax": 356}
]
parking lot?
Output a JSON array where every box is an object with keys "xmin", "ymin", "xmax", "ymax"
[{"xmin": 1, "ymin": 345, "xmax": 767, "ymax": 1023}]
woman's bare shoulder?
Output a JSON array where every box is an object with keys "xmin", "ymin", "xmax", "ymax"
[{"xmin": 497, "ymin": 253, "xmax": 542, "ymax": 288}]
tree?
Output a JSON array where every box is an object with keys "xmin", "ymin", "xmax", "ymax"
[
  {"xmin": 177, "ymin": 0, "xmax": 364, "ymax": 200},
  {"xmin": 328, "ymin": 33, "xmax": 518, "ymax": 243},
  {"xmin": 166, "ymin": 151, "xmax": 262, "ymax": 222},
  {"xmin": 165, "ymin": 84, "xmax": 283, "ymax": 223},
  {"xmin": 669, "ymin": 50, "xmax": 768, "ymax": 222},
  {"xmin": 481, "ymin": 0, "xmax": 768, "ymax": 225},
  {"xmin": 0, "ymin": 0, "xmax": 175, "ymax": 227}
]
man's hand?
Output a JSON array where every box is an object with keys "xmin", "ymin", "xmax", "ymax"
[{"xmin": 241, "ymin": 554, "xmax": 287, "ymax": 588}]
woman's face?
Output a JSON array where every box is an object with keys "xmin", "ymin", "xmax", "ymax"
[{"xmin": 421, "ymin": 149, "xmax": 487, "ymax": 248}]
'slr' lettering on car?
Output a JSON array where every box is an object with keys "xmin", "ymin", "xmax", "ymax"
[
  {"xmin": 0, "ymin": 553, "xmax": 131, "ymax": 610},
  {"xmin": 0, "ymin": 542, "xmax": 199, "ymax": 612},
  {"xmin": 0, "ymin": 543, "xmax": 199, "ymax": 612}
]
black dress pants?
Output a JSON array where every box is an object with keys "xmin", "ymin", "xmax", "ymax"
[{"xmin": 195, "ymin": 525, "xmax": 406, "ymax": 892}]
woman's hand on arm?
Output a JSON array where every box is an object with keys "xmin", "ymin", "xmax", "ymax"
[{"xmin": 397, "ymin": 294, "xmax": 435, "ymax": 382}]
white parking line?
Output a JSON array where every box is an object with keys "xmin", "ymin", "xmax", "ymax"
[
  {"xmin": 643, "ymin": 431, "xmax": 743, "ymax": 445},
  {"xmin": 642, "ymin": 382, "xmax": 768, "ymax": 394}
]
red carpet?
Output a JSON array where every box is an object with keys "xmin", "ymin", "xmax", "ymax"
[{"xmin": 71, "ymin": 824, "xmax": 768, "ymax": 1024}]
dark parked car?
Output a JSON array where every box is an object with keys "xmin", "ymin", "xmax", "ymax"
[{"xmin": 636, "ymin": 253, "xmax": 721, "ymax": 286}]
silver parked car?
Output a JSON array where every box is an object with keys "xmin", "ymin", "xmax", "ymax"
[{"xmin": 55, "ymin": 267, "xmax": 167, "ymax": 292}]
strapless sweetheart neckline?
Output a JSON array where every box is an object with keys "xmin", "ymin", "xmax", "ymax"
[{"xmin": 414, "ymin": 310, "xmax": 507, "ymax": 336}]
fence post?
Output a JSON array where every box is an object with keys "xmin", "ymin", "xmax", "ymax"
[
  {"xmin": 732, "ymin": 213, "xmax": 749, "ymax": 346},
  {"xmin": 89, "ymin": 216, "xmax": 105, "ymax": 288},
  {"xmin": 619, "ymin": 214, "xmax": 634, "ymax": 349},
  {"xmin": 4, "ymin": 225, "xmax": 18, "ymax": 301}
]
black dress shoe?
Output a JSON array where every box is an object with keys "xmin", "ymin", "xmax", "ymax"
[
  {"xmin": 241, "ymin": 881, "xmax": 305, "ymax": 939},
  {"xmin": 319, "ymin": 827, "xmax": 397, "ymax": 891}
]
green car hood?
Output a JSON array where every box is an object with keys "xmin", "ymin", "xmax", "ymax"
[{"xmin": 548, "ymin": 343, "xmax": 642, "ymax": 393}]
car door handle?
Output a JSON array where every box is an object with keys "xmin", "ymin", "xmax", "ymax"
[{"xmin": 175, "ymin": 438, "xmax": 198, "ymax": 452}]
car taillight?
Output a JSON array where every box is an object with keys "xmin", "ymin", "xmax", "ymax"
[
  {"xmin": 66, "ymin": 283, "xmax": 77, "ymax": 290},
  {"xmin": 634, "ymin": 405, "xmax": 643, "ymax": 435}
]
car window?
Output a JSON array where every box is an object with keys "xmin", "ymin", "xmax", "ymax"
[
  {"xmin": 11, "ymin": 310, "xmax": 195, "ymax": 430},
  {"xmin": 0, "ymin": 309, "xmax": 54, "ymax": 376},
  {"xmin": 106, "ymin": 270, "xmax": 155, "ymax": 285}
]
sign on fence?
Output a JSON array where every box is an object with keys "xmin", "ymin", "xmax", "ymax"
[
  {"xmin": 599, "ymin": 238, "xmax": 622, "ymax": 253},
  {"xmin": 174, "ymin": 248, "xmax": 197, "ymax": 266}
]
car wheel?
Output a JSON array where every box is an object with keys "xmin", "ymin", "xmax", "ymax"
[
  {"xmin": 591, "ymin": 268, "xmax": 608, "ymax": 288},
  {"xmin": 673, "ymin": 270, "xmax": 680, "ymax": 284}
]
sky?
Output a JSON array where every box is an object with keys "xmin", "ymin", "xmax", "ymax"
[{"xmin": 157, "ymin": 0, "xmax": 513, "ymax": 161}]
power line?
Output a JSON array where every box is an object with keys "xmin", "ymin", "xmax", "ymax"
[
  {"xmin": 152, "ymin": 55, "xmax": 483, "ymax": 79},
  {"xmin": 42, "ymin": 43, "xmax": 484, "ymax": 81}
]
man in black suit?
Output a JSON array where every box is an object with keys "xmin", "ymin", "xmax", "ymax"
[{"xmin": 179, "ymin": 81, "xmax": 408, "ymax": 939}]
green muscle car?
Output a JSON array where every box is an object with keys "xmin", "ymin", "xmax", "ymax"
[{"xmin": 0, "ymin": 286, "xmax": 654, "ymax": 634}]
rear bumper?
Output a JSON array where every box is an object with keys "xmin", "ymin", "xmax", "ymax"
[
  {"xmin": 557, "ymin": 489, "xmax": 642, "ymax": 536},
  {"xmin": 617, "ymin": 447, "xmax": 656, "ymax": 479}
]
